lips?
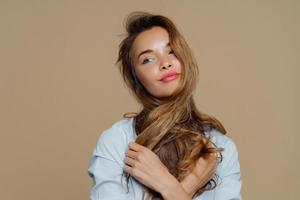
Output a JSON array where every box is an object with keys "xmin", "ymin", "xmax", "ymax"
[{"xmin": 160, "ymin": 72, "xmax": 180, "ymax": 82}]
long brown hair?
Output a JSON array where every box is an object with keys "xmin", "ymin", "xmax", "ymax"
[{"xmin": 116, "ymin": 11, "xmax": 226, "ymax": 199}]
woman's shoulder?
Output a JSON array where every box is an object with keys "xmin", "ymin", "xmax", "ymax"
[
  {"xmin": 204, "ymin": 127, "xmax": 237, "ymax": 149},
  {"xmin": 91, "ymin": 117, "xmax": 136, "ymax": 164},
  {"xmin": 205, "ymin": 128, "xmax": 241, "ymax": 176},
  {"xmin": 97, "ymin": 117, "xmax": 136, "ymax": 142}
]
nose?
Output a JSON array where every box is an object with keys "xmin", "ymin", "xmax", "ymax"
[
  {"xmin": 159, "ymin": 57, "xmax": 172, "ymax": 71},
  {"xmin": 160, "ymin": 63, "xmax": 172, "ymax": 70}
]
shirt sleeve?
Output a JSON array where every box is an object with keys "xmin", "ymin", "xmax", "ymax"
[
  {"xmin": 214, "ymin": 137, "xmax": 243, "ymax": 200},
  {"xmin": 87, "ymin": 128, "xmax": 136, "ymax": 200}
]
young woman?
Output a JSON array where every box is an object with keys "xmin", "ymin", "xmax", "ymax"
[{"xmin": 88, "ymin": 12, "xmax": 242, "ymax": 200}]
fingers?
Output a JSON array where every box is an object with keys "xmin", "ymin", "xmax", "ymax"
[
  {"xmin": 123, "ymin": 151, "xmax": 139, "ymax": 174},
  {"xmin": 123, "ymin": 163, "xmax": 137, "ymax": 176},
  {"xmin": 200, "ymin": 157, "xmax": 217, "ymax": 169},
  {"xmin": 126, "ymin": 142, "xmax": 148, "ymax": 163},
  {"xmin": 203, "ymin": 152, "xmax": 218, "ymax": 165},
  {"xmin": 125, "ymin": 149, "xmax": 138, "ymax": 159},
  {"xmin": 128, "ymin": 142, "xmax": 145, "ymax": 152},
  {"xmin": 124, "ymin": 143, "xmax": 143, "ymax": 168},
  {"xmin": 194, "ymin": 156, "xmax": 217, "ymax": 177},
  {"xmin": 124, "ymin": 156, "xmax": 136, "ymax": 167}
]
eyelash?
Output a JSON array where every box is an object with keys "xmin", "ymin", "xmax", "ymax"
[{"xmin": 141, "ymin": 50, "xmax": 175, "ymax": 64}]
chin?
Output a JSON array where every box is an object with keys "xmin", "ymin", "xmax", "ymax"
[{"xmin": 153, "ymin": 91, "xmax": 175, "ymax": 98}]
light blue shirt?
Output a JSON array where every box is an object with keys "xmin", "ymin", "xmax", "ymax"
[{"xmin": 87, "ymin": 117, "xmax": 242, "ymax": 200}]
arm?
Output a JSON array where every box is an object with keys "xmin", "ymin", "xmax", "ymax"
[
  {"xmin": 87, "ymin": 128, "xmax": 136, "ymax": 200},
  {"xmin": 179, "ymin": 172, "xmax": 207, "ymax": 198},
  {"xmin": 178, "ymin": 138, "xmax": 242, "ymax": 200},
  {"xmin": 88, "ymin": 153, "xmax": 135, "ymax": 200},
  {"xmin": 159, "ymin": 175, "xmax": 192, "ymax": 200},
  {"xmin": 161, "ymin": 155, "xmax": 217, "ymax": 200},
  {"xmin": 213, "ymin": 138, "xmax": 242, "ymax": 200},
  {"xmin": 124, "ymin": 142, "xmax": 191, "ymax": 200},
  {"xmin": 180, "ymin": 147, "xmax": 218, "ymax": 198},
  {"xmin": 87, "ymin": 130, "xmax": 190, "ymax": 200}
]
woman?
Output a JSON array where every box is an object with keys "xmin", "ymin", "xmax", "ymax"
[{"xmin": 88, "ymin": 11, "xmax": 242, "ymax": 200}]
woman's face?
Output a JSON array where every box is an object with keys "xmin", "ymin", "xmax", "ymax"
[{"xmin": 131, "ymin": 26, "xmax": 182, "ymax": 98}]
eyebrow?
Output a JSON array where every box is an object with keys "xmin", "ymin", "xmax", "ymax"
[{"xmin": 137, "ymin": 42, "xmax": 170, "ymax": 60}]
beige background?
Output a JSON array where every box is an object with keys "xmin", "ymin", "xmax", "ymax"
[{"xmin": 0, "ymin": 1, "xmax": 299, "ymax": 199}]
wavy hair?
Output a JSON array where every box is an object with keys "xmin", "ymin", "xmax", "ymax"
[{"xmin": 116, "ymin": 11, "xmax": 226, "ymax": 199}]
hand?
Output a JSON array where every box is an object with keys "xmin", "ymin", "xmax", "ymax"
[
  {"xmin": 123, "ymin": 142, "xmax": 175, "ymax": 193},
  {"xmin": 180, "ymin": 153, "xmax": 218, "ymax": 198},
  {"xmin": 192, "ymin": 154, "xmax": 218, "ymax": 184}
]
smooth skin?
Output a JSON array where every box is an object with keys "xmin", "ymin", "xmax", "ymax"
[
  {"xmin": 124, "ymin": 26, "xmax": 217, "ymax": 199},
  {"xmin": 124, "ymin": 142, "xmax": 217, "ymax": 200},
  {"xmin": 131, "ymin": 26, "xmax": 181, "ymax": 98}
]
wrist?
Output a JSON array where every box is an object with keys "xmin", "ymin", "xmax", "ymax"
[
  {"xmin": 159, "ymin": 174, "xmax": 178, "ymax": 195},
  {"xmin": 180, "ymin": 173, "xmax": 201, "ymax": 198},
  {"xmin": 160, "ymin": 175, "xmax": 191, "ymax": 200}
]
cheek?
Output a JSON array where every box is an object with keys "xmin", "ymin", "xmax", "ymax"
[
  {"xmin": 172, "ymin": 59, "xmax": 182, "ymax": 70},
  {"xmin": 135, "ymin": 67, "xmax": 158, "ymax": 87}
]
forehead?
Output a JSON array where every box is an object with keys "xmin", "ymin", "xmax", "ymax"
[{"xmin": 132, "ymin": 26, "xmax": 170, "ymax": 55}]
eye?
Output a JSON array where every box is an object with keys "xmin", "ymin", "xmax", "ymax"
[
  {"xmin": 142, "ymin": 57, "xmax": 154, "ymax": 64},
  {"xmin": 142, "ymin": 58, "xmax": 150, "ymax": 64},
  {"xmin": 169, "ymin": 49, "xmax": 175, "ymax": 55}
]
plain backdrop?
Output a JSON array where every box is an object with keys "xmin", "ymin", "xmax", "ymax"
[{"xmin": 0, "ymin": 1, "xmax": 299, "ymax": 199}]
